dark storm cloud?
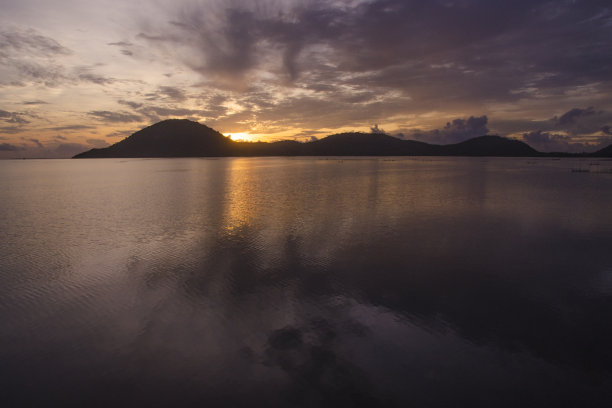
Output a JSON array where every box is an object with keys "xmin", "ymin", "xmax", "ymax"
[
  {"xmin": 87, "ymin": 110, "xmax": 143, "ymax": 123},
  {"xmin": 141, "ymin": 0, "xmax": 612, "ymax": 103},
  {"xmin": 602, "ymin": 126, "xmax": 612, "ymax": 135},
  {"xmin": 0, "ymin": 142, "xmax": 21, "ymax": 151},
  {"xmin": 411, "ymin": 116, "xmax": 489, "ymax": 145}
]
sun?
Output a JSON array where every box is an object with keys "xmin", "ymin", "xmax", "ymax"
[{"xmin": 226, "ymin": 133, "xmax": 253, "ymax": 141}]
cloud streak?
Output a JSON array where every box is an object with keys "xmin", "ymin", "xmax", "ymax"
[{"xmin": 87, "ymin": 110, "xmax": 143, "ymax": 123}]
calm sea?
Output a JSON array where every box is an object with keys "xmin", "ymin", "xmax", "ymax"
[{"xmin": 1, "ymin": 157, "xmax": 612, "ymax": 407}]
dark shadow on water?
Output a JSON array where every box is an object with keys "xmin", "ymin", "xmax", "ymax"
[{"xmin": 263, "ymin": 323, "xmax": 380, "ymax": 407}]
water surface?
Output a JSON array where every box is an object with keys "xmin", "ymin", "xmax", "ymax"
[{"xmin": 1, "ymin": 157, "xmax": 612, "ymax": 407}]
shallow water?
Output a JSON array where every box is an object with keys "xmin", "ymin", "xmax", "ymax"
[{"xmin": 1, "ymin": 157, "xmax": 612, "ymax": 407}]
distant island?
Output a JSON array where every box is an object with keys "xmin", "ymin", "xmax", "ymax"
[{"xmin": 73, "ymin": 119, "xmax": 612, "ymax": 158}]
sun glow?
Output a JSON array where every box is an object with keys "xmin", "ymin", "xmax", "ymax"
[{"xmin": 226, "ymin": 133, "xmax": 254, "ymax": 141}]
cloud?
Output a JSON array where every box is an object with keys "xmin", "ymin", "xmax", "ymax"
[
  {"xmin": 1, "ymin": 29, "xmax": 117, "ymax": 88},
  {"xmin": 411, "ymin": 116, "xmax": 489, "ymax": 145},
  {"xmin": 556, "ymin": 107, "xmax": 598, "ymax": 126},
  {"xmin": 136, "ymin": 106, "xmax": 201, "ymax": 122},
  {"xmin": 520, "ymin": 130, "xmax": 611, "ymax": 153},
  {"xmin": 22, "ymin": 100, "xmax": 48, "ymax": 105},
  {"xmin": 87, "ymin": 110, "xmax": 143, "ymax": 123},
  {"xmin": 77, "ymin": 73, "xmax": 115, "ymax": 85},
  {"xmin": 118, "ymin": 100, "xmax": 143, "ymax": 109},
  {"xmin": 493, "ymin": 106, "xmax": 612, "ymax": 152},
  {"xmin": 6, "ymin": 113, "xmax": 29, "ymax": 124},
  {"xmin": 137, "ymin": 0, "xmax": 612, "ymax": 104},
  {"xmin": 0, "ymin": 109, "xmax": 29, "ymax": 126},
  {"xmin": 73, "ymin": 66, "xmax": 116, "ymax": 85},
  {"xmin": 49, "ymin": 125, "xmax": 95, "ymax": 131},
  {"xmin": 0, "ymin": 142, "xmax": 21, "ymax": 151},
  {"xmin": 137, "ymin": 2, "xmax": 344, "ymax": 87},
  {"xmin": 147, "ymin": 86, "xmax": 187, "ymax": 102},
  {"xmin": 0, "ymin": 28, "xmax": 71, "ymax": 86},
  {"xmin": 28, "ymin": 138, "xmax": 43, "ymax": 148},
  {"xmin": 0, "ymin": 59, "xmax": 66, "ymax": 87},
  {"xmin": 108, "ymin": 41, "xmax": 133, "ymax": 47},
  {"xmin": 0, "ymin": 125, "xmax": 25, "ymax": 134},
  {"xmin": 139, "ymin": 7, "xmax": 261, "ymax": 88},
  {"xmin": 0, "ymin": 28, "xmax": 71, "ymax": 57},
  {"xmin": 549, "ymin": 106, "xmax": 612, "ymax": 136}
]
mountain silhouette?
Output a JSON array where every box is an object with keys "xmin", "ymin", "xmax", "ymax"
[{"xmin": 73, "ymin": 119, "xmax": 612, "ymax": 158}]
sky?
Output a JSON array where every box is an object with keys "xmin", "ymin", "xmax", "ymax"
[{"xmin": 1, "ymin": 0, "xmax": 612, "ymax": 157}]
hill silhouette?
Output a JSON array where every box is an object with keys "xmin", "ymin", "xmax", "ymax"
[
  {"xmin": 439, "ymin": 135, "xmax": 539, "ymax": 156},
  {"xmin": 74, "ymin": 119, "xmax": 232, "ymax": 158},
  {"xmin": 592, "ymin": 144, "xmax": 612, "ymax": 157},
  {"xmin": 73, "ymin": 119, "xmax": 612, "ymax": 158}
]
